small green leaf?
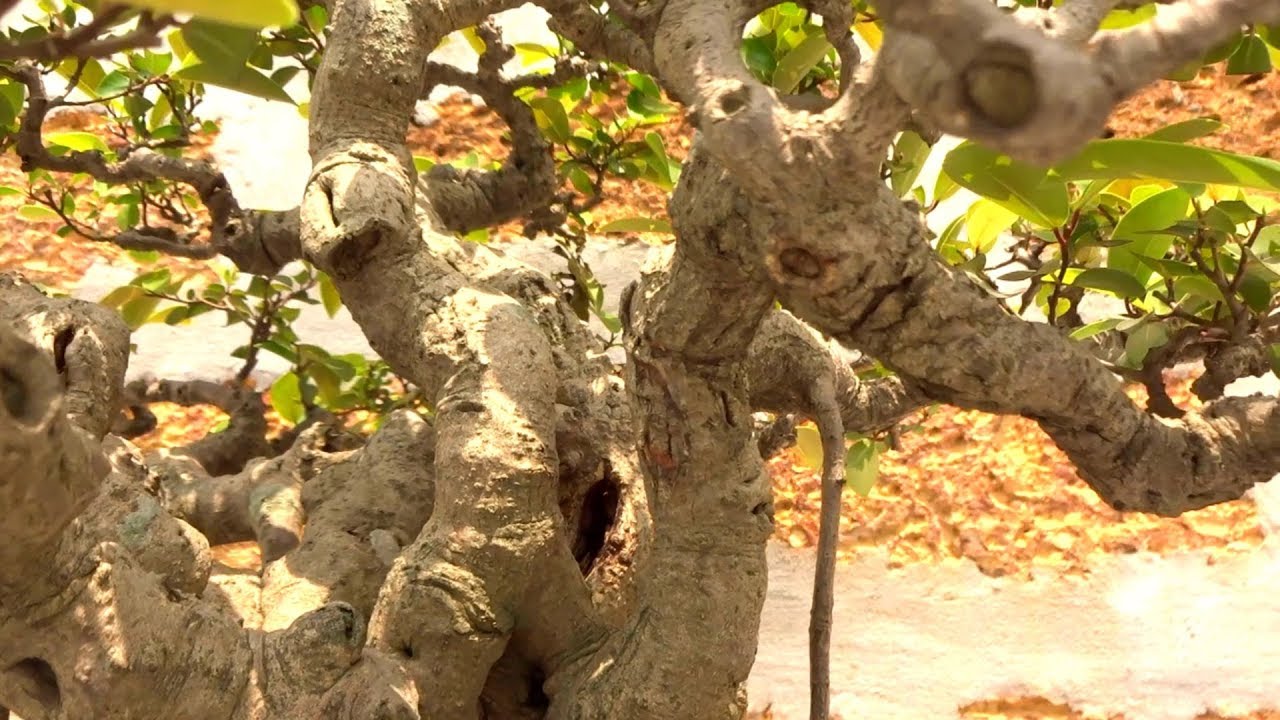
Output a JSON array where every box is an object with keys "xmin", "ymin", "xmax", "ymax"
[
  {"xmin": 1226, "ymin": 34, "xmax": 1272, "ymax": 75},
  {"xmin": 17, "ymin": 204, "xmax": 60, "ymax": 221},
  {"xmin": 1123, "ymin": 322, "xmax": 1170, "ymax": 368},
  {"xmin": 173, "ymin": 61, "xmax": 294, "ymax": 103},
  {"xmin": 1269, "ymin": 344, "xmax": 1280, "ymax": 377},
  {"xmin": 1107, "ymin": 187, "xmax": 1192, "ymax": 285},
  {"xmin": 1099, "ymin": 3, "xmax": 1155, "ymax": 29},
  {"xmin": 943, "ymin": 142, "xmax": 1070, "ymax": 227},
  {"xmin": 597, "ymin": 217, "xmax": 674, "ymax": 234},
  {"xmin": 181, "ymin": 19, "xmax": 261, "ymax": 70},
  {"xmin": 964, "ymin": 198, "xmax": 1018, "ymax": 253},
  {"xmin": 97, "ymin": 70, "xmax": 132, "ymax": 96},
  {"xmin": 318, "ymin": 272, "xmax": 342, "ymax": 317},
  {"xmin": 795, "ymin": 424, "xmax": 823, "ymax": 469},
  {"xmin": 889, "ymin": 131, "xmax": 930, "ymax": 198},
  {"xmin": 1070, "ymin": 268, "xmax": 1148, "ymax": 299},
  {"xmin": 1144, "ymin": 118, "xmax": 1223, "ymax": 144},
  {"xmin": 100, "ymin": 285, "xmax": 144, "ymax": 309},
  {"xmin": 1068, "ymin": 317, "xmax": 1123, "ymax": 341},
  {"xmin": 46, "ymin": 131, "xmax": 109, "ymax": 152},
  {"xmin": 772, "ymin": 32, "xmax": 830, "ymax": 93},
  {"xmin": 121, "ymin": 0, "xmax": 299, "ymax": 28},
  {"xmin": 1055, "ymin": 140, "xmax": 1280, "ymax": 192},
  {"xmin": 269, "ymin": 371, "xmax": 306, "ymax": 425},
  {"xmin": 529, "ymin": 96, "xmax": 571, "ymax": 143},
  {"xmin": 132, "ymin": 268, "xmax": 173, "ymax": 292},
  {"xmin": 120, "ymin": 295, "xmax": 161, "ymax": 330},
  {"xmin": 844, "ymin": 438, "xmax": 880, "ymax": 497}
]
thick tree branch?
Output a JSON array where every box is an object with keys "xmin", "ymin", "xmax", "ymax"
[
  {"xmin": 556, "ymin": 137, "xmax": 775, "ymax": 720},
  {"xmin": 301, "ymin": 0, "xmax": 609, "ymax": 714},
  {"xmin": 417, "ymin": 21, "xmax": 566, "ymax": 233},
  {"xmin": 0, "ymin": 273, "xmax": 129, "ymax": 438},
  {"xmin": 748, "ymin": 310, "xmax": 927, "ymax": 434},
  {"xmin": 121, "ymin": 378, "xmax": 271, "ymax": 475},
  {"xmin": 0, "ymin": 323, "xmax": 107, "ymax": 592},
  {"xmin": 871, "ymin": 0, "xmax": 1280, "ymax": 164},
  {"xmin": 758, "ymin": 182, "xmax": 1279, "ymax": 515}
]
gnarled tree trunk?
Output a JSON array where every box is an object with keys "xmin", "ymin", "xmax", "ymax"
[{"xmin": 2, "ymin": 0, "xmax": 1278, "ymax": 717}]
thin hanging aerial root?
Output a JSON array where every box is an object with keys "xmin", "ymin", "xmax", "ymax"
[{"xmin": 808, "ymin": 377, "xmax": 847, "ymax": 720}]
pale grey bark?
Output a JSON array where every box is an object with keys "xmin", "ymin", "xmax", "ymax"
[{"xmin": 2, "ymin": 0, "xmax": 1279, "ymax": 717}]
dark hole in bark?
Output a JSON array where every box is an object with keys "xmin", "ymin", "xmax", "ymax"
[
  {"xmin": 719, "ymin": 86, "xmax": 749, "ymax": 115},
  {"xmin": 526, "ymin": 667, "xmax": 550, "ymax": 711},
  {"xmin": 0, "ymin": 367, "xmax": 28, "ymax": 422},
  {"xmin": 399, "ymin": 641, "xmax": 415, "ymax": 659},
  {"xmin": 4, "ymin": 658, "xmax": 61, "ymax": 712},
  {"xmin": 52, "ymin": 326, "xmax": 74, "ymax": 375},
  {"xmin": 778, "ymin": 247, "xmax": 823, "ymax": 279},
  {"xmin": 574, "ymin": 469, "xmax": 621, "ymax": 573}
]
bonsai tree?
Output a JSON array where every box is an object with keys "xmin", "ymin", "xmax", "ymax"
[{"xmin": 0, "ymin": 0, "xmax": 1277, "ymax": 718}]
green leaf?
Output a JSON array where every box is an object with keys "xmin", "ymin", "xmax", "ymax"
[
  {"xmin": 460, "ymin": 26, "xmax": 487, "ymax": 55},
  {"xmin": 964, "ymin": 198, "xmax": 1018, "ymax": 253},
  {"xmin": 269, "ymin": 371, "xmax": 306, "ymax": 424},
  {"xmin": 1132, "ymin": 255, "xmax": 1198, "ymax": 279},
  {"xmin": 308, "ymin": 363, "xmax": 342, "ymax": 406},
  {"xmin": 844, "ymin": 438, "xmax": 880, "ymax": 497},
  {"xmin": 943, "ymin": 142, "xmax": 1070, "ymax": 227},
  {"xmin": 1144, "ymin": 118, "xmax": 1223, "ymax": 144},
  {"xmin": 1055, "ymin": 140, "xmax": 1280, "ymax": 192},
  {"xmin": 100, "ymin": 285, "xmax": 144, "ymax": 309},
  {"xmin": 1226, "ymin": 34, "xmax": 1272, "ymax": 75},
  {"xmin": 1068, "ymin": 317, "xmax": 1123, "ymax": 341},
  {"xmin": 1070, "ymin": 268, "xmax": 1148, "ymax": 299},
  {"xmin": 97, "ymin": 70, "xmax": 132, "ymax": 96},
  {"xmin": 318, "ymin": 272, "xmax": 342, "ymax": 317},
  {"xmin": 181, "ymin": 19, "xmax": 261, "ymax": 70},
  {"xmin": 1107, "ymin": 187, "xmax": 1192, "ymax": 285},
  {"xmin": 795, "ymin": 424, "xmax": 823, "ymax": 469},
  {"xmin": 173, "ymin": 61, "xmax": 294, "ymax": 103},
  {"xmin": 1269, "ymin": 344, "xmax": 1280, "ymax": 378},
  {"xmin": 1099, "ymin": 3, "xmax": 1155, "ymax": 29},
  {"xmin": 529, "ymin": 96, "xmax": 571, "ymax": 143},
  {"xmin": 772, "ymin": 32, "xmax": 830, "ymax": 93},
  {"xmin": 132, "ymin": 268, "xmax": 173, "ymax": 292},
  {"xmin": 597, "ymin": 217, "xmax": 674, "ymax": 234},
  {"xmin": 625, "ymin": 88, "xmax": 673, "ymax": 117},
  {"xmin": 889, "ymin": 130, "xmax": 930, "ymax": 198},
  {"xmin": 120, "ymin": 295, "xmax": 161, "ymax": 330},
  {"xmin": 121, "ymin": 0, "xmax": 299, "ymax": 28},
  {"xmin": 17, "ymin": 204, "xmax": 60, "ymax": 221},
  {"xmin": 1122, "ymin": 322, "xmax": 1169, "ymax": 368},
  {"xmin": 46, "ymin": 131, "xmax": 109, "ymax": 153},
  {"xmin": 741, "ymin": 36, "xmax": 777, "ymax": 80}
]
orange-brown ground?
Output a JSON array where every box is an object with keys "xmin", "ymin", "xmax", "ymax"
[{"xmin": 3, "ymin": 66, "xmax": 1279, "ymax": 720}]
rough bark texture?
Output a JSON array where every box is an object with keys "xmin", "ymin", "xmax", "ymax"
[{"xmin": 2, "ymin": 0, "xmax": 1279, "ymax": 717}]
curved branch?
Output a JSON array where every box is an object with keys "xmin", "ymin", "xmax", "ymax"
[
  {"xmin": 417, "ymin": 24, "xmax": 564, "ymax": 233},
  {"xmin": 871, "ymin": 0, "xmax": 1280, "ymax": 164},
  {"xmin": 759, "ymin": 182, "xmax": 1279, "ymax": 516},
  {"xmin": 151, "ymin": 421, "xmax": 343, "ymax": 561},
  {"xmin": 121, "ymin": 378, "xmax": 270, "ymax": 475},
  {"xmin": 747, "ymin": 310, "xmax": 927, "ymax": 434},
  {"xmin": 7, "ymin": 63, "xmax": 303, "ymax": 273}
]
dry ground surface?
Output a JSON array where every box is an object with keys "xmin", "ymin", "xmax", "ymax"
[{"xmin": 3, "ymin": 65, "xmax": 1279, "ymax": 720}]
